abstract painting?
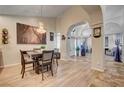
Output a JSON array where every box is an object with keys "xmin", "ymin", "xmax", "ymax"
[{"xmin": 17, "ymin": 23, "xmax": 46, "ymax": 44}]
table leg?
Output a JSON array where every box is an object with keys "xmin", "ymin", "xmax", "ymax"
[
  {"xmin": 56, "ymin": 59, "xmax": 58, "ymax": 66},
  {"xmin": 35, "ymin": 61, "xmax": 40, "ymax": 74}
]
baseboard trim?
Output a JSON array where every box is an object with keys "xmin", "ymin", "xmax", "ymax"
[
  {"xmin": 91, "ymin": 67, "xmax": 105, "ymax": 72},
  {"xmin": 0, "ymin": 63, "xmax": 20, "ymax": 68}
]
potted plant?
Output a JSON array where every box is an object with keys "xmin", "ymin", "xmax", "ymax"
[
  {"xmin": 76, "ymin": 46, "xmax": 80, "ymax": 56},
  {"xmin": 40, "ymin": 45, "xmax": 46, "ymax": 49}
]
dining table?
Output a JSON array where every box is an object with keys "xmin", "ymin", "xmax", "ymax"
[{"xmin": 26, "ymin": 50, "xmax": 60, "ymax": 74}]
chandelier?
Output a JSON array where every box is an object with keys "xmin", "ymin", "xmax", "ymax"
[{"xmin": 37, "ymin": 5, "xmax": 46, "ymax": 34}]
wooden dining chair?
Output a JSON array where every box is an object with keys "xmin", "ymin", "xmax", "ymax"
[
  {"xmin": 53, "ymin": 52, "xmax": 61, "ymax": 66},
  {"xmin": 38, "ymin": 50, "xmax": 54, "ymax": 80},
  {"xmin": 20, "ymin": 50, "xmax": 35, "ymax": 78}
]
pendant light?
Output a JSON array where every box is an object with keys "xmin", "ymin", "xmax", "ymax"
[{"xmin": 37, "ymin": 5, "xmax": 46, "ymax": 34}]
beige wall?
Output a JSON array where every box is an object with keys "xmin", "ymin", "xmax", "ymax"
[
  {"xmin": 0, "ymin": 15, "xmax": 56, "ymax": 66},
  {"xmin": 56, "ymin": 6, "xmax": 91, "ymax": 59}
]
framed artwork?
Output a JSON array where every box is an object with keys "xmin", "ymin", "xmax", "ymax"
[
  {"xmin": 93, "ymin": 27, "xmax": 101, "ymax": 38},
  {"xmin": 50, "ymin": 32, "xmax": 54, "ymax": 41},
  {"xmin": 17, "ymin": 23, "xmax": 46, "ymax": 44}
]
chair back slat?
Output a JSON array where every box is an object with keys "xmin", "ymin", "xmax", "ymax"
[
  {"xmin": 20, "ymin": 50, "xmax": 27, "ymax": 65},
  {"xmin": 42, "ymin": 50, "xmax": 54, "ymax": 63}
]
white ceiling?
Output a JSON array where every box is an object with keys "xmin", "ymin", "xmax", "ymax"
[
  {"xmin": 104, "ymin": 5, "xmax": 124, "ymax": 34},
  {"xmin": 74, "ymin": 23, "xmax": 91, "ymax": 38},
  {"xmin": 104, "ymin": 5, "xmax": 124, "ymax": 20},
  {"xmin": 0, "ymin": 5, "xmax": 71, "ymax": 17},
  {"xmin": 0, "ymin": 5, "xmax": 123, "ymax": 19},
  {"xmin": 81, "ymin": 5, "xmax": 101, "ymax": 15}
]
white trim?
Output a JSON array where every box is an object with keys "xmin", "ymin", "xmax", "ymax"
[
  {"xmin": 91, "ymin": 67, "xmax": 105, "ymax": 72},
  {"xmin": 0, "ymin": 63, "xmax": 20, "ymax": 68}
]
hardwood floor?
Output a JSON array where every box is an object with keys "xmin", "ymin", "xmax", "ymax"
[{"xmin": 0, "ymin": 57, "xmax": 124, "ymax": 87}]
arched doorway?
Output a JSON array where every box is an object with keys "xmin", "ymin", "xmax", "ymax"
[
  {"xmin": 58, "ymin": 5, "xmax": 104, "ymax": 71},
  {"xmin": 67, "ymin": 22, "xmax": 92, "ymax": 58}
]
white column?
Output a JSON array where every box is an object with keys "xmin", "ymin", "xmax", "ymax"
[
  {"xmin": 91, "ymin": 26, "xmax": 105, "ymax": 72},
  {"xmin": 122, "ymin": 32, "xmax": 124, "ymax": 63}
]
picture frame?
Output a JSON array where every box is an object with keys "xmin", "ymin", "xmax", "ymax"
[
  {"xmin": 93, "ymin": 27, "xmax": 101, "ymax": 38},
  {"xmin": 17, "ymin": 23, "xmax": 46, "ymax": 44},
  {"xmin": 50, "ymin": 32, "xmax": 54, "ymax": 41}
]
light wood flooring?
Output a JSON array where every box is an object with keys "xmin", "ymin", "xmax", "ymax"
[{"xmin": 0, "ymin": 57, "xmax": 124, "ymax": 87}]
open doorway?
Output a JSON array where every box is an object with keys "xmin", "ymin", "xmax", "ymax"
[
  {"xmin": 54, "ymin": 32, "xmax": 61, "ymax": 52},
  {"xmin": 56, "ymin": 33, "xmax": 61, "ymax": 51},
  {"xmin": 104, "ymin": 33, "xmax": 123, "ymax": 62},
  {"xmin": 104, "ymin": 22, "xmax": 123, "ymax": 63},
  {"xmin": 67, "ymin": 22, "xmax": 92, "ymax": 58}
]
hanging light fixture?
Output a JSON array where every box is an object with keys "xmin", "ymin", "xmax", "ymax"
[
  {"xmin": 37, "ymin": 5, "xmax": 46, "ymax": 34},
  {"xmin": 38, "ymin": 22, "xmax": 46, "ymax": 33}
]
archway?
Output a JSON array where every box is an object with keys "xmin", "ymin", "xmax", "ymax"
[
  {"xmin": 58, "ymin": 5, "xmax": 104, "ymax": 71},
  {"xmin": 67, "ymin": 22, "xmax": 92, "ymax": 58}
]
